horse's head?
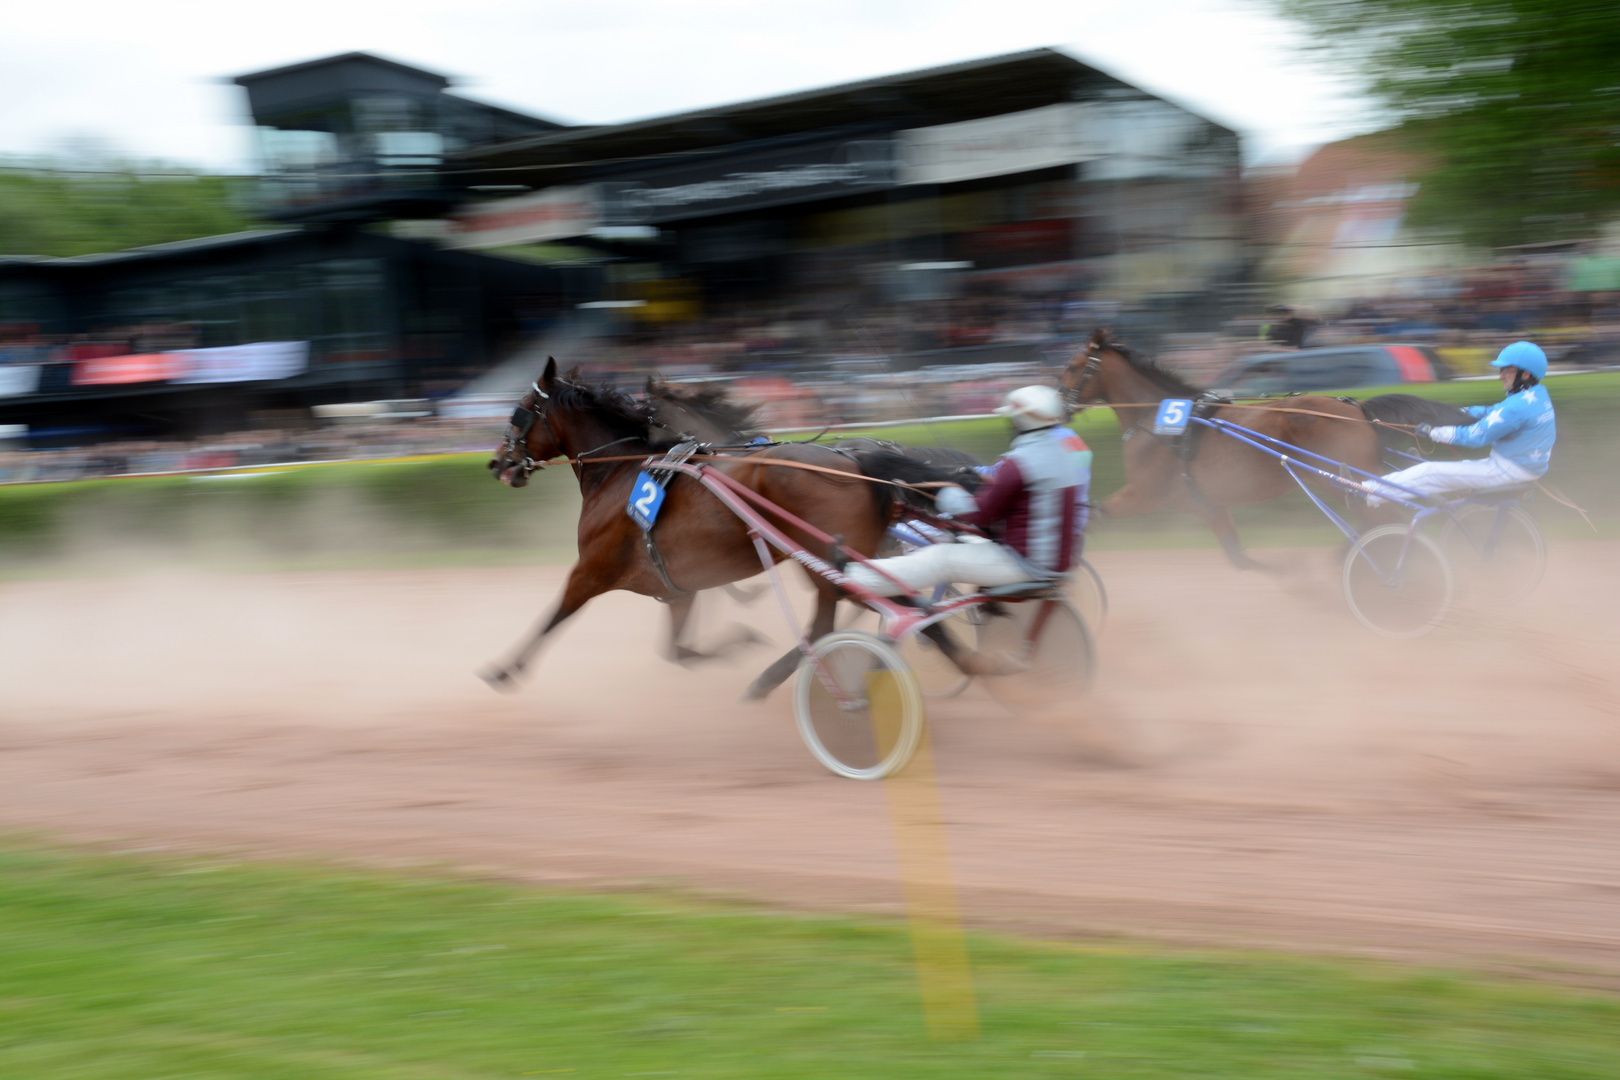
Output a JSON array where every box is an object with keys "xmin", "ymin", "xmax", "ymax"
[
  {"xmin": 1059, "ymin": 327, "xmax": 1116, "ymax": 409},
  {"xmin": 1059, "ymin": 328, "xmax": 1204, "ymax": 411},
  {"xmin": 489, "ymin": 357, "xmax": 565, "ymax": 488}
]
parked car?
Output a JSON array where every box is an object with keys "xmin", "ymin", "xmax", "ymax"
[{"xmin": 1212, "ymin": 344, "xmax": 1454, "ymax": 396}]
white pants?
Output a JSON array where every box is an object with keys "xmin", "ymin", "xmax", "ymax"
[
  {"xmin": 844, "ymin": 535, "xmax": 1034, "ymax": 597},
  {"xmin": 1365, "ymin": 452, "xmax": 1536, "ymax": 507}
]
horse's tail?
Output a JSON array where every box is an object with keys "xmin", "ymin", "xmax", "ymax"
[
  {"xmin": 833, "ymin": 437, "xmax": 985, "ymax": 474},
  {"xmin": 845, "ymin": 447, "xmax": 983, "ymax": 516},
  {"xmin": 904, "ymin": 445, "xmax": 986, "ymax": 471},
  {"xmin": 1357, "ymin": 393, "xmax": 1475, "ymax": 450}
]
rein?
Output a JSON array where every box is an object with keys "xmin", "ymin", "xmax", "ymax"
[
  {"xmin": 1535, "ymin": 478, "xmax": 1597, "ymax": 531},
  {"xmin": 513, "ymin": 445, "xmax": 959, "ymax": 493},
  {"xmin": 1188, "ymin": 400, "xmax": 1422, "ymax": 431},
  {"xmin": 1063, "ymin": 352, "xmax": 1425, "ymax": 431}
]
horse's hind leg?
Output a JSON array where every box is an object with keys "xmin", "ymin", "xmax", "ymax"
[
  {"xmin": 720, "ymin": 581, "xmax": 765, "ymax": 605},
  {"xmin": 742, "ymin": 587, "xmax": 840, "ymax": 701},
  {"xmin": 481, "ymin": 565, "xmax": 603, "ymax": 691},
  {"xmin": 664, "ymin": 592, "xmax": 765, "ymax": 667}
]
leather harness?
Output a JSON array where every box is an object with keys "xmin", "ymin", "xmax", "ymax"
[{"xmin": 637, "ymin": 439, "xmax": 703, "ymax": 600}]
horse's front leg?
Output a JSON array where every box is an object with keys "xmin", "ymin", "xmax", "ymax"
[
  {"xmin": 481, "ymin": 562, "xmax": 606, "ymax": 691},
  {"xmin": 742, "ymin": 584, "xmax": 840, "ymax": 701},
  {"xmin": 1098, "ymin": 482, "xmax": 1165, "ymax": 517},
  {"xmin": 1198, "ymin": 505, "xmax": 1268, "ymax": 572},
  {"xmin": 1098, "ymin": 434, "xmax": 1175, "ymax": 518}
]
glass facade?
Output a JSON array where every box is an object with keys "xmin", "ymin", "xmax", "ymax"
[{"xmin": 89, "ymin": 259, "xmax": 389, "ymax": 363}]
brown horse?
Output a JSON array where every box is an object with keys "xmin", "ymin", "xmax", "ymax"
[
  {"xmin": 484, "ymin": 359, "xmax": 895, "ymax": 698},
  {"xmin": 1060, "ymin": 328, "xmax": 1471, "ymax": 569}
]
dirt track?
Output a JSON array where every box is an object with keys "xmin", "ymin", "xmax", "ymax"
[{"xmin": 4, "ymin": 545, "xmax": 1620, "ymax": 977}]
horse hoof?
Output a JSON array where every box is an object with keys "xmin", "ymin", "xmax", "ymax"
[
  {"xmin": 1226, "ymin": 551, "xmax": 1269, "ymax": 573},
  {"xmin": 480, "ymin": 667, "xmax": 518, "ymax": 692}
]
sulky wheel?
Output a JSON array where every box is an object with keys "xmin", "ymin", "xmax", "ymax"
[
  {"xmin": 1071, "ymin": 557, "xmax": 1109, "ymax": 632},
  {"xmin": 793, "ymin": 631, "xmax": 924, "ymax": 780},
  {"xmin": 1342, "ymin": 525, "xmax": 1454, "ymax": 637},
  {"xmin": 1439, "ymin": 504, "xmax": 1545, "ymax": 604},
  {"xmin": 975, "ymin": 597, "xmax": 1095, "ymax": 714}
]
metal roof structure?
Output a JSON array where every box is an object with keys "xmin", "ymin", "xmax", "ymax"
[
  {"xmin": 50, "ymin": 229, "xmax": 304, "ymax": 266},
  {"xmin": 450, "ymin": 48, "xmax": 1185, "ymax": 186},
  {"xmin": 0, "ymin": 231, "xmax": 305, "ymax": 277},
  {"xmin": 232, "ymin": 50, "xmax": 453, "ymax": 88},
  {"xmin": 231, "ymin": 52, "xmax": 453, "ymax": 115}
]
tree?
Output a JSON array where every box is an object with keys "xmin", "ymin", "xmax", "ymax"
[
  {"xmin": 0, "ymin": 165, "xmax": 258, "ymax": 258},
  {"xmin": 1279, "ymin": 0, "xmax": 1620, "ymax": 247}
]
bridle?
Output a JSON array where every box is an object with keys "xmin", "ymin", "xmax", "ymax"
[
  {"xmin": 500, "ymin": 381, "xmax": 555, "ymax": 483},
  {"xmin": 1063, "ymin": 353, "xmax": 1103, "ymax": 411},
  {"xmin": 499, "ymin": 380, "xmax": 649, "ymax": 483}
]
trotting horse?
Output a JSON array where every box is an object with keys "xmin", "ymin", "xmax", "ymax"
[
  {"xmin": 1060, "ymin": 328, "xmax": 1472, "ymax": 569},
  {"xmin": 484, "ymin": 359, "xmax": 900, "ymax": 699}
]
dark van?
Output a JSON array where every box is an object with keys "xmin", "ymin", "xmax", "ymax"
[{"xmin": 1214, "ymin": 344, "xmax": 1453, "ymax": 395}]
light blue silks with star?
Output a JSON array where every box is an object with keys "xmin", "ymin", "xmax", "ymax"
[{"xmin": 1429, "ymin": 384, "xmax": 1557, "ymax": 476}]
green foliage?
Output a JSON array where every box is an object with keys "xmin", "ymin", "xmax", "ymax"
[
  {"xmin": 4, "ymin": 842, "xmax": 1620, "ymax": 1079},
  {"xmin": 1279, "ymin": 0, "xmax": 1620, "ymax": 247},
  {"xmin": 0, "ymin": 166, "xmax": 258, "ymax": 258}
]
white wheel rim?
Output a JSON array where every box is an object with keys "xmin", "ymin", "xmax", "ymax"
[
  {"xmin": 1440, "ymin": 505, "xmax": 1545, "ymax": 602},
  {"xmin": 793, "ymin": 631, "xmax": 924, "ymax": 780},
  {"xmin": 1343, "ymin": 526, "xmax": 1454, "ymax": 637}
]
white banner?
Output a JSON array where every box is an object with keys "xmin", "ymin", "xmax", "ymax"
[
  {"xmin": 899, "ymin": 103, "xmax": 1094, "ymax": 186},
  {"xmin": 448, "ymin": 185, "xmax": 601, "ymax": 248},
  {"xmin": 0, "ymin": 364, "xmax": 41, "ymax": 398},
  {"xmin": 172, "ymin": 341, "xmax": 308, "ymax": 384}
]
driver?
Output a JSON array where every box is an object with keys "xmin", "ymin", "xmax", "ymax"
[
  {"xmin": 842, "ymin": 385, "xmax": 1088, "ymax": 598},
  {"xmin": 1365, "ymin": 340, "xmax": 1556, "ymax": 507}
]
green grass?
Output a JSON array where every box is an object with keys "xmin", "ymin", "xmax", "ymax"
[{"xmin": 3, "ymin": 843, "xmax": 1620, "ymax": 1079}]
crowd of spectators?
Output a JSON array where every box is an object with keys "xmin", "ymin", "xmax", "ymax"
[
  {"xmin": 0, "ymin": 417, "xmax": 504, "ymax": 484},
  {"xmin": 0, "ymin": 321, "xmax": 201, "ymax": 367},
  {"xmin": 586, "ymin": 279, "xmax": 1116, "ymax": 380},
  {"xmin": 0, "ymin": 360, "xmax": 1065, "ymax": 482},
  {"xmin": 6, "ymin": 258, "xmax": 1619, "ymax": 484}
]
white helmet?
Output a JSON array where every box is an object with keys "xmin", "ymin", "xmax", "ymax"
[{"xmin": 994, "ymin": 385, "xmax": 1067, "ymax": 432}]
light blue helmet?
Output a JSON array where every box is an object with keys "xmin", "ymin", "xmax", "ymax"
[{"xmin": 1491, "ymin": 341, "xmax": 1547, "ymax": 380}]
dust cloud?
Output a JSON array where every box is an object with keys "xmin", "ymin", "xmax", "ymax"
[{"xmin": 3, "ymin": 535, "xmax": 1620, "ymax": 975}]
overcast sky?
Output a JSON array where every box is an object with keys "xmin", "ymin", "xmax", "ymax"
[{"xmin": 0, "ymin": 0, "xmax": 1372, "ymax": 172}]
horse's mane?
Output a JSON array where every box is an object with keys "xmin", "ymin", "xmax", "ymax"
[
  {"xmin": 645, "ymin": 378, "xmax": 760, "ymax": 440},
  {"xmin": 1089, "ymin": 327, "xmax": 1204, "ymax": 398},
  {"xmin": 549, "ymin": 370, "xmax": 678, "ymax": 451}
]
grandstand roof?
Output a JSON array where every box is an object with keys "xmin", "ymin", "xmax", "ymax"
[{"xmin": 451, "ymin": 48, "xmax": 1183, "ymax": 186}]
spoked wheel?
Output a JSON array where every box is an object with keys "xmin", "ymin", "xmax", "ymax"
[
  {"xmin": 1071, "ymin": 558, "xmax": 1109, "ymax": 631},
  {"xmin": 1439, "ymin": 505, "xmax": 1545, "ymax": 603},
  {"xmin": 793, "ymin": 631, "xmax": 924, "ymax": 780},
  {"xmin": 899, "ymin": 588, "xmax": 977, "ymax": 699},
  {"xmin": 1342, "ymin": 525, "xmax": 1454, "ymax": 637},
  {"xmin": 974, "ymin": 598, "xmax": 1095, "ymax": 713}
]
